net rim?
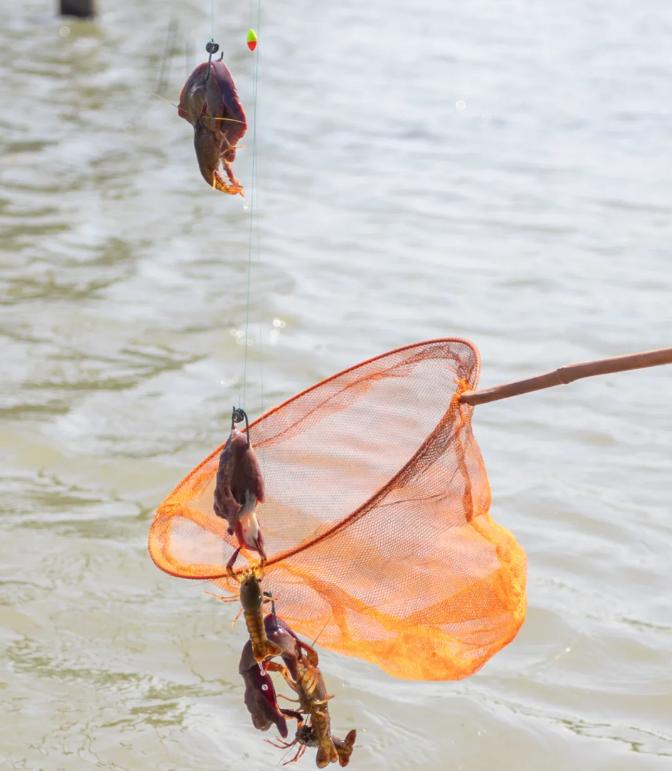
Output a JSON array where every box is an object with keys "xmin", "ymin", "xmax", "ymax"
[{"xmin": 149, "ymin": 337, "xmax": 481, "ymax": 579}]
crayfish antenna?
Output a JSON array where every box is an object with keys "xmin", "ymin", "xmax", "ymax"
[
  {"xmin": 265, "ymin": 738, "xmax": 295, "ymax": 750},
  {"xmin": 204, "ymin": 591, "xmax": 238, "ymax": 604},
  {"xmin": 230, "ymin": 606, "xmax": 244, "ymax": 628},
  {"xmin": 283, "ymin": 744, "xmax": 307, "ymax": 766}
]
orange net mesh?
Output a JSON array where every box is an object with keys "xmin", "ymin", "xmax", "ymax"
[{"xmin": 149, "ymin": 339, "xmax": 527, "ymax": 680}]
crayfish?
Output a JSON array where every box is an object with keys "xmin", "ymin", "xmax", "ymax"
[
  {"xmin": 269, "ymin": 647, "xmax": 340, "ymax": 768},
  {"xmin": 239, "ymin": 631, "xmax": 288, "ymax": 738},
  {"xmin": 213, "ymin": 408, "xmax": 266, "ymax": 576},
  {"xmin": 178, "ymin": 58, "xmax": 247, "ymax": 195},
  {"xmin": 238, "ymin": 568, "xmax": 282, "ymax": 664},
  {"xmin": 217, "ymin": 422, "xmax": 356, "ymax": 766},
  {"xmin": 234, "ymin": 584, "xmax": 358, "ymax": 767}
]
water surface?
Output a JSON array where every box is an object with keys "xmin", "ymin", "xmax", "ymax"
[{"xmin": 1, "ymin": 1, "xmax": 671, "ymax": 768}]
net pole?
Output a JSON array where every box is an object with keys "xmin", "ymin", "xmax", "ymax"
[{"xmin": 460, "ymin": 347, "xmax": 672, "ymax": 406}]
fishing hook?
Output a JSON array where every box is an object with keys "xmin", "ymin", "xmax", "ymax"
[
  {"xmin": 231, "ymin": 406, "xmax": 250, "ymax": 445},
  {"xmin": 205, "ymin": 39, "xmax": 219, "ymax": 80}
]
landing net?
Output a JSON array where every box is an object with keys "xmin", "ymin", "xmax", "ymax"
[{"xmin": 149, "ymin": 339, "xmax": 527, "ymax": 680}]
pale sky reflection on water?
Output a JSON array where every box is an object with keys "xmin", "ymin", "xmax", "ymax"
[{"xmin": 0, "ymin": 1, "xmax": 671, "ymax": 769}]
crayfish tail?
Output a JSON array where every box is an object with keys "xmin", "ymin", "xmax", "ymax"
[
  {"xmin": 334, "ymin": 730, "xmax": 357, "ymax": 767},
  {"xmin": 315, "ymin": 739, "xmax": 339, "ymax": 769}
]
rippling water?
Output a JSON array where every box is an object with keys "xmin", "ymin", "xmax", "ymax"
[{"xmin": 1, "ymin": 1, "xmax": 671, "ymax": 768}]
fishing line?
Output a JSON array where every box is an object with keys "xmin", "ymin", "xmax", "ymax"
[
  {"xmin": 203, "ymin": 0, "xmax": 262, "ymax": 411},
  {"xmin": 240, "ymin": 0, "xmax": 263, "ymax": 408},
  {"xmin": 259, "ymin": 327, "xmax": 266, "ymax": 420},
  {"xmin": 258, "ymin": 326, "xmax": 268, "ymax": 480}
]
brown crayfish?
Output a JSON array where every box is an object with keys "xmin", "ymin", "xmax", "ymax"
[
  {"xmin": 178, "ymin": 55, "xmax": 247, "ymax": 195},
  {"xmin": 238, "ymin": 601, "xmax": 358, "ymax": 767},
  {"xmin": 213, "ymin": 408, "xmax": 266, "ymax": 576}
]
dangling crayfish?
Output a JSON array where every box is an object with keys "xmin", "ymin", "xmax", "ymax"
[
  {"xmin": 238, "ymin": 604, "xmax": 309, "ymax": 740},
  {"xmin": 262, "ymin": 620, "xmax": 350, "ymax": 767},
  {"xmin": 234, "ymin": 590, "xmax": 358, "ymax": 767},
  {"xmin": 178, "ymin": 58, "xmax": 247, "ymax": 195},
  {"xmin": 239, "ymin": 627, "xmax": 288, "ymax": 738},
  {"xmin": 238, "ymin": 568, "xmax": 282, "ymax": 664},
  {"xmin": 273, "ymin": 650, "xmax": 340, "ymax": 768},
  {"xmin": 213, "ymin": 408, "xmax": 266, "ymax": 577}
]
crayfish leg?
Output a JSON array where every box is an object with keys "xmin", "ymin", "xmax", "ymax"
[
  {"xmin": 203, "ymin": 591, "xmax": 238, "ymax": 603},
  {"xmin": 226, "ymin": 546, "xmax": 242, "ymax": 578},
  {"xmin": 283, "ymin": 744, "xmax": 307, "ymax": 766},
  {"xmin": 265, "ymin": 738, "xmax": 296, "ymax": 750},
  {"xmin": 266, "ymin": 660, "xmax": 297, "ymax": 691},
  {"xmin": 265, "ymin": 660, "xmax": 293, "ymax": 681}
]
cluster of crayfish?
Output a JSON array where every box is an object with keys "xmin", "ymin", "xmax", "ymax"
[
  {"xmin": 237, "ymin": 569, "xmax": 357, "ymax": 767},
  {"xmin": 211, "ymin": 409, "xmax": 356, "ymax": 764}
]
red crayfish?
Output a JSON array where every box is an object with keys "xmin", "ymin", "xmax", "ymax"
[
  {"xmin": 178, "ymin": 57, "xmax": 247, "ymax": 195},
  {"xmin": 238, "ymin": 594, "xmax": 358, "ymax": 767},
  {"xmin": 213, "ymin": 408, "xmax": 266, "ymax": 576}
]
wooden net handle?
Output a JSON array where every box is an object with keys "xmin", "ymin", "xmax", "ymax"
[{"xmin": 460, "ymin": 347, "xmax": 672, "ymax": 406}]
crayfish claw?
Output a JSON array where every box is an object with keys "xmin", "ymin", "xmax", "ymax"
[
  {"xmin": 179, "ymin": 59, "xmax": 247, "ymax": 195},
  {"xmin": 211, "ymin": 171, "xmax": 244, "ymax": 196}
]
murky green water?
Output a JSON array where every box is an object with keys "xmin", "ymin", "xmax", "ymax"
[{"xmin": 1, "ymin": 1, "xmax": 671, "ymax": 769}]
